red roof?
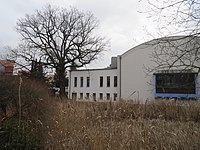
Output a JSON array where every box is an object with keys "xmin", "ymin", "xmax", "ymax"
[{"xmin": 0, "ymin": 60, "xmax": 15, "ymax": 67}]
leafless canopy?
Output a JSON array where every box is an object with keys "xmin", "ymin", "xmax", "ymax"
[
  {"xmin": 15, "ymin": 5, "xmax": 108, "ymax": 95},
  {"xmin": 146, "ymin": 0, "xmax": 200, "ymax": 73},
  {"xmin": 16, "ymin": 5, "xmax": 107, "ymax": 68}
]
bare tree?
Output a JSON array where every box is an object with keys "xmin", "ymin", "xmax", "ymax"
[
  {"xmin": 146, "ymin": 0, "xmax": 200, "ymax": 73},
  {"xmin": 15, "ymin": 5, "xmax": 108, "ymax": 96}
]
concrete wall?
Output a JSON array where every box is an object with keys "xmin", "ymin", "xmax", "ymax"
[
  {"xmin": 69, "ymin": 36, "xmax": 200, "ymax": 101},
  {"xmin": 69, "ymin": 69, "xmax": 118, "ymax": 101},
  {"xmin": 120, "ymin": 43, "xmax": 155, "ymax": 102},
  {"xmin": 119, "ymin": 36, "xmax": 200, "ymax": 101}
]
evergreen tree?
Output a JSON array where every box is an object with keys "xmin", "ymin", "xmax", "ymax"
[{"xmin": 30, "ymin": 60, "xmax": 45, "ymax": 81}]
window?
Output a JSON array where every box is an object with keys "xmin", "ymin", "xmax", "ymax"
[
  {"xmin": 66, "ymin": 77, "xmax": 69, "ymax": 87},
  {"xmin": 107, "ymin": 76, "xmax": 110, "ymax": 87},
  {"xmin": 80, "ymin": 93, "xmax": 83, "ymax": 99},
  {"xmin": 100, "ymin": 76, "xmax": 103, "ymax": 87},
  {"xmin": 114, "ymin": 76, "xmax": 117, "ymax": 87},
  {"xmin": 106, "ymin": 93, "xmax": 110, "ymax": 100},
  {"xmin": 93, "ymin": 93, "xmax": 96, "ymax": 101},
  {"xmin": 99, "ymin": 93, "xmax": 103, "ymax": 100},
  {"xmin": 86, "ymin": 93, "xmax": 90, "ymax": 99},
  {"xmin": 87, "ymin": 77, "xmax": 90, "ymax": 87},
  {"xmin": 72, "ymin": 92, "xmax": 77, "ymax": 100},
  {"xmin": 156, "ymin": 73, "xmax": 196, "ymax": 94},
  {"xmin": 154, "ymin": 72, "xmax": 197, "ymax": 98},
  {"xmin": 80, "ymin": 77, "xmax": 83, "ymax": 87},
  {"xmin": 113, "ymin": 93, "xmax": 117, "ymax": 101},
  {"xmin": 74, "ymin": 77, "xmax": 77, "ymax": 87}
]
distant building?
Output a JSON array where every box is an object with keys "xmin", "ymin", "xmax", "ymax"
[
  {"xmin": 68, "ymin": 36, "xmax": 200, "ymax": 102},
  {"xmin": 0, "ymin": 60, "xmax": 15, "ymax": 75},
  {"xmin": 69, "ymin": 63, "xmax": 118, "ymax": 101}
]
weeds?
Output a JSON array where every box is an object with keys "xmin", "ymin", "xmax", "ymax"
[
  {"xmin": 1, "ymin": 76, "xmax": 200, "ymax": 149},
  {"xmin": 44, "ymin": 100, "xmax": 200, "ymax": 150}
]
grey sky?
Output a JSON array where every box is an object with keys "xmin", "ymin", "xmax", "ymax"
[{"xmin": 0, "ymin": 0, "xmax": 157, "ymax": 68}]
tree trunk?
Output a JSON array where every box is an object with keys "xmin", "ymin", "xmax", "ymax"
[
  {"xmin": 59, "ymin": 76, "xmax": 65, "ymax": 96},
  {"xmin": 56, "ymin": 65, "xmax": 66, "ymax": 97}
]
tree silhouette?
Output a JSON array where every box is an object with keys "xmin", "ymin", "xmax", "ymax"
[
  {"xmin": 15, "ymin": 5, "xmax": 108, "ymax": 95},
  {"xmin": 146, "ymin": 0, "xmax": 200, "ymax": 73}
]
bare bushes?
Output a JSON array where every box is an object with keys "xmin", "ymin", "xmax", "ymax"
[{"xmin": 0, "ymin": 75, "xmax": 50, "ymax": 149}]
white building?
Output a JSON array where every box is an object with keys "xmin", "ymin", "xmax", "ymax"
[
  {"xmin": 69, "ymin": 57, "xmax": 118, "ymax": 101},
  {"xmin": 69, "ymin": 36, "xmax": 200, "ymax": 101}
]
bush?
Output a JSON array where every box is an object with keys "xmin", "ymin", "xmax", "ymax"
[{"xmin": 0, "ymin": 76, "xmax": 50, "ymax": 149}]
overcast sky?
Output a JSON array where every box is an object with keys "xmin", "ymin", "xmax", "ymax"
[{"xmin": 0, "ymin": 0, "xmax": 157, "ymax": 68}]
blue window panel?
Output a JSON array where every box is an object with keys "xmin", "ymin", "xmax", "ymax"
[
  {"xmin": 153, "ymin": 73, "xmax": 198, "ymax": 99},
  {"xmin": 154, "ymin": 93, "xmax": 197, "ymax": 99}
]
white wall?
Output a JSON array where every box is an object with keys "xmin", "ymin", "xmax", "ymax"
[
  {"xmin": 120, "ymin": 43, "xmax": 155, "ymax": 102},
  {"xmin": 119, "ymin": 36, "xmax": 200, "ymax": 101},
  {"xmin": 69, "ymin": 69, "xmax": 118, "ymax": 101},
  {"xmin": 69, "ymin": 36, "xmax": 200, "ymax": 102}
]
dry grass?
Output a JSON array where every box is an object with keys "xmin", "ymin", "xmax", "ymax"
[
  {"xmin": 1, "ymin": 76, "xmax": 199, "ymax": 149},
  {"xmin": 44, "ymin": 99, "xmax": 200, "ymax": 150}
]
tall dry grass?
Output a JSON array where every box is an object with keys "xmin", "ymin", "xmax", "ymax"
[
  {"xmin": 1, "ymin": 75, "xmax": 199, "ymax": 149},
  {"xmin": 44, "ymin": 100, "xmax": 200, "ymax": 150}
]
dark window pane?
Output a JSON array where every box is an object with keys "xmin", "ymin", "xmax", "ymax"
[
  {"xmin": 114, "ymin": 76, "xmax": 117, "ymax": 87},
  {"xmin": 107, "ymin": 76, "xmax": 110, "ymax": 87},
  {"xmin": 80, "ymin": 77, "xmax": 83, "ymax": 87},
  {"xmin": 100, "ymin": 76, "xmax": 103, "ymax": 87},
  {"xmin": 155, "ymin": 73, "xmax": 196, "ymax": 94},
  {"xmin": 87, "ymin": 77, "xmax": 90, "ymax": 87},
  {"xmin": 99, "ymin": 93, "xmax": 103, "ymax": 100},
  {"xmin": 106, "ymin": 93, "xmax": 110, "ymax": 100},
  {"xmin": 74, "ymin": 77, "xmax": 77, "ymax": 87}
]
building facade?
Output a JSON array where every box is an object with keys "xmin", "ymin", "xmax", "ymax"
[
  {"xmin": 69, "ymin": 68, "xmax": 118, "ymax": 101},
  {"xmin": 69, "ymin": 36, "xmax": 200, "ymax": 101}
]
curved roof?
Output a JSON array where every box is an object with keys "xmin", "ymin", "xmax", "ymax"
[{"xmin": 121, "ymin": 35, "xmax": 195, "ymax": 57}]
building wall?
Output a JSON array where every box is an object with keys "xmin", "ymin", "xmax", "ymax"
[
  {"xmin": 69, "ymin": 36, "xmax": 200, "ymax": 101},
  {"xmin": 69, "ymin": 69, "xmax": 118, "ymax": 101},
  {"xmin": 120, "ymin": 43, "xmax": 155, "ymax": 102},
  {"xmin": 119, "ymin": 37, "xmax": 200, "ymax": 101}
]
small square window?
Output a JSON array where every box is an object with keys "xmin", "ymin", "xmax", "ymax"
[
  {"xmin": 93, "ymin": 93, "xmax": 96, "ymax": 101},
  {"xmin": 80, "ymin": 93, "xmax": 83, "ymax": 99},
  {"xmin": 113, "ymin": 93, "xmax": 117, "ymax": 101},
  {"xmin": 86, "ymin": 93, "xmax": 90, "ymax": 99},
  {"xmin": 72, "ymin": 92, "xmax": 77, "ymax": 100},
  {"xmin": 99, "ymin": 93, "xmax": 103, "ymax": 100},
  {"xmin": 106, "ymin": 93, "xmax": 110, "ymax": 100}
]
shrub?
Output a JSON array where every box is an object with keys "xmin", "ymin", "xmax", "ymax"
[{"xmin": 0, "ymin": 75, "xmax": 50, "ymax": 149}]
